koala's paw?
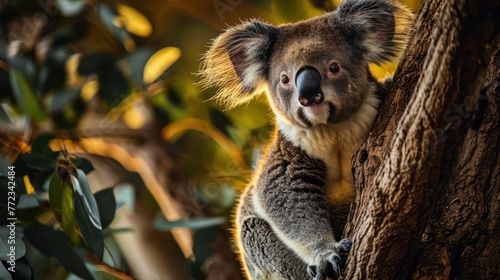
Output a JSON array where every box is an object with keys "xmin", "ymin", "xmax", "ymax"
[{"xmin": 307, "ymin": 238, "xmax": 352, "ymax": 280}]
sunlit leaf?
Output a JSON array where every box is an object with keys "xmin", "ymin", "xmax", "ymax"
[
  {"xmin": 115, "ymin": 4, "xmax": 152, "ymax": 37},
  {"xmin": 98, "ymin": 4, "xmax": 135, "ymax": 52},
  {"xmin": 81, "ymin": 78, "xmax": 99, "ymax": 102},
  {"xmin": 143, "ymin": 47, "xmax": 181, "ymax": 85},
  {"xmin": 65, "ymin": 54, "xmax": 84, "ymax": 87},
  {"xmin": 22, "ymin": 175, "xmax": 35, "ymax": 195},
  {"xmin": 9, "ymin": 69, "xmax": 47, "ymax": 122},
  {"xmin": 122, "ymin": 105, "xmax": 145, "ymax": 129},
  {"xmin": 154, "ymin": 215, "xmax": 227, "ymax": 231}
]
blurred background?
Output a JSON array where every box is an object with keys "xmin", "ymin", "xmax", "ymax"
[{"xmin": 0, "ymin": 0, "xmax": 421, "ymax": 279}]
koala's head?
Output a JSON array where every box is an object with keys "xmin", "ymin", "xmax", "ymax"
[{"xmin": 200, "ymin": 0, "xmax": 412, "ymax": 128}]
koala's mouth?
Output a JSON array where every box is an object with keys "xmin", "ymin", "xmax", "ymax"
[{"xmin": 297, "ymin": 102, "xmax": 336, "ymax": 127}]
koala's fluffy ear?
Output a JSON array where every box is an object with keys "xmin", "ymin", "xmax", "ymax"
[
  {"xmin": 199, "ymin": 20, "xmax": 277, "ymax": 109},
  {"xmin": 335, "ymin": 0, "xmax": 413, "ymax": 64}
]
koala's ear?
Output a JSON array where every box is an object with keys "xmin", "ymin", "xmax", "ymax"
[
  {"xmin": 335, "ymin": 0, "xmax": 413, "ymax": 64},
  {"xmin": 199, "ymin": 20, "xmax": 277, "ymax": 109}
]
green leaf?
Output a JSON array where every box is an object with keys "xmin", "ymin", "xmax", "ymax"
[
  {"xmin": 94, "ymin": 188, "xmax": 116, "ymax": 229},
  {"xmin": 77, "ymin": 53, "xmax": 116, "ymax": 76},
  {"xmin": 72, "ymin": 170, "xmax": 102, "ymax": 229},
  {"xmin": 142, "ymin": 47, "xmax": 180, "ymax": 85},
  {"xmin": 49, "ymin": 173, "xmax": 62, "ymax": 211},
  {"xmin": 61, "ymin": 179, "xmax": 79, "ymax": 244},
  {"xmin": 9, "ymin": 69, "xmax": 47, "ymax": 122},
  {"xmin": 0, "ymin": 157, "xmax": 10, "ymax": 176},
  {"xmin": 17, "ymin": 194, "xmax": 39, "ymax": 209},
  {"xmin": 127, "ymin": 48, "xmax": 154, "ymax": 84},
  {"xmin": 31, "ymin": 134, "xmax": 59, "ymax": 160},
  {"xmin": 24, "ymin": 222, "xmax": 94, "ymax": 280},
  {"xmin": 20, "ymin": 153, "xmax": 55, "ymax": 173},
  {"xmin": 98, "ymin": 4, "xmax": 135, "ymax": 51},
  {"xmin": 0, "ymin": 225, "xmax": 25, "ymax": 260},
  {"xmin": 0, "ymin": 103, "xmax": 12, "ymax": 124},
  {"xmin": 74, "ymin": 157, "xmax": 94, "ymax": 174},
  {"xmin": 0, "ymin": 263, "xmax": 11, "ymax": 280},
  {"xmin": 71, "ymin": 170, "xmax": 104, "ymax": 258},
  {"xmin": 50, "ymin": 88, "xmax": 81, "ymax": 114},
  {"xmin": 154, "ymin": 215, "xmax": 227, "ymax": 231},
  {"xmin": 56, "ymin": 0, "xmax": 87, "ymax": 17}
]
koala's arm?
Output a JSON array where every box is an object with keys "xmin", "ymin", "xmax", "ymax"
[{"xmin": 253, "ymin": 143, "xmax": 350, "ymax": 276}]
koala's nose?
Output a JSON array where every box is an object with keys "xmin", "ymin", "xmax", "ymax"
[{"xmin": 296, "ymin": 67, "xmax": 323, "ymax": 107}]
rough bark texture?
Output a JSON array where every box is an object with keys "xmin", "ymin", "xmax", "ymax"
[{"xmin": 344, "ymin": 0, "xmax": 499, "ymax": 279}]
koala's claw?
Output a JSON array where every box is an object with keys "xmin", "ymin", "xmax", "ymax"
[
  {"xmin": 338, "ymin": 238, "xmax": 352, "ymax": 254},
  {"xmin": 308, "ymin": 239, "xmax": 352, "ymax": 280},
  {"xmin": 307, "ymin": 265, "xmax": 317, "ymax": 278}
]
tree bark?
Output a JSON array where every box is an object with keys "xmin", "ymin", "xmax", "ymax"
[{"xmin": 344, "ymin": 0, "xmax": 499, "ymax": 279}]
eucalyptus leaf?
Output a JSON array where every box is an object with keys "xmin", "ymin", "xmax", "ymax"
[
  {"xmin": 71, "ymin": 170, "xmax": 104, "ymax": 258},
  {"xmin": 98, "ymin": 4, "xmax": 134, "ymax": 50},
  {"xmin": 20, "ymin": 153, "xmax": 55, "ymax": 173},
  {"xmin": 0, "ymin": 226, "xmax": 25, "ymax": 260},
  {"xmin": 61, "ymin": 179, "xmax": 79, "ymax": 244},
  {"xmin": 16, "ymin": 195, "xmax": 39, "ymax": 209},
  {"xmin": 74, "ymin": 193, "xmax": 104, "ymax": 259},
  {"xmin": 127, "ymin": 48, "xmax": 154, "ymax": 84},
  {"xmin": 0, "ymin": 158, "xmax": 10, "ymax": 176},
  {"xmin": 143, "ymin": 47, "xmax": 181, "ymax": 85},
  {"xmin": 31, "ymin": 134, "xmax": 58, "ymax": 160},
  {"xmin": 77, "ymin": 53, "xmax": 116, "ymax": 76},
  {"xmin": 24, "ymin": 222, "xmax": 94, "ymax": 280},
  {"xmin": 49, "ymin": 173, "xmax": 62, "ymax": 211},
  {"xmin": 94, "ymin": 188, "xmax": 116, "ymax": 229},
  {"xmin": 8, "ymin": 54, "xmax": 36, "ymax": 81},
  {"xmin": 8, "ymin": 256, "xmax": 33, "ymax": 280},
  {"xmin": 0, "ymin": 263, "xmax": 11, "ymax": 280},
  {"xmin": 0, "ymin": 103, "xmax": 12, "ymax": 124},
  {"xmin": 56, "ymin": 0, "xmax": 86, "ymax": 17},
  {"xmin": 74, "ymin": 157, "xmax": 94, "ymax": 174},
  {"xmin": 50, "ymin": 88, "xmax": 81, "ymax": 114},
  {"xmin": 154, "ymin": 215, "xmax": 227, "ymax": 231},
  {"xmin": 9, "ymin": 69, "xmax": 47, "ymax": 122},
  {"xmin": 72, "ymin": 170, "xmax": 102, "ymax": 230}
]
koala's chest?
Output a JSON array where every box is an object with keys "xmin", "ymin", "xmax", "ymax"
[{"xmin": 323, "ymin": 146, "xmax": 357, "ymax": 206}]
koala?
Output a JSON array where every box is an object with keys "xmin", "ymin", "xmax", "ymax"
[{"xmin": 200, "ymin": 0, "xmax": 412, "ymax": 279}]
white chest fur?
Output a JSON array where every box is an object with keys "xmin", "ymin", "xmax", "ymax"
[{"xmin": 278, "ymin": 93, "xmax": 379, "ymax": 205}]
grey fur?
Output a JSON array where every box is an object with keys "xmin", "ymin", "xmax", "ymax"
[{"xmin": 200, "ymin": 0, "xmax": 412, "ymax": 279}]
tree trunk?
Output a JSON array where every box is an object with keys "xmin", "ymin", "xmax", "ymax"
[{"xmin": 343, "ymin": 0, "xmax": 499, "ymax": 279}]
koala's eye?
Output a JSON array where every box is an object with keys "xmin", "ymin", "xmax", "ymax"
[
  {"xmin": 280, "ymin": 74, "xmax": 290, "ymax": 85},
  {"xmin": 329, "ymin": 62, "xmax": 340, "ymax": 73}
]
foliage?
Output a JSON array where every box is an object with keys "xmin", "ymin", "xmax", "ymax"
[{"xmin": 0, "ymin": 0, "xmax": 422, "ymax": 279}]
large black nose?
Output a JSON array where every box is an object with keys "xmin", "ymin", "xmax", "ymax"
[{"xmin": 296, "ymin": 67, "xmax": 323, "ymax": 107}]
